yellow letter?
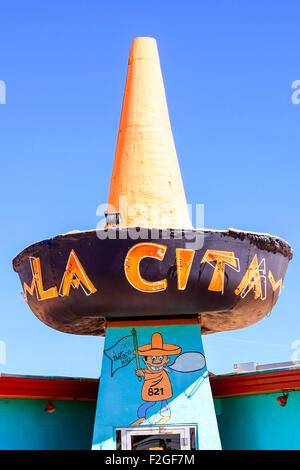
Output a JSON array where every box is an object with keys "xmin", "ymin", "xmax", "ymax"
[
  {"xmin": 124, "ymin": 243, "xmax": 167, "ymax": 292},
  {"xmin": 22, "ymin": 278, "xmax": 35, "ymax": 303},
  {"xmin": 176, "ymin": 248, "xmax": 194, "ymax": 290},
  {"xmin": 268, "ymin": 270, "xmax": 282, "ymax": 294},
  {"xmin": 31, "ymin": 257, "xmax": 58, "ymax": 300},
  {"xmin": 59, "ymin": 249, "xmax": 97, "ymax": 297},
  {"xmin": 235, "ymin": 254, "xmax": 266, "ymax": 300},
  {"xmin": 201, "ymin": 250, "xmax": 240, "ymax": 293}
]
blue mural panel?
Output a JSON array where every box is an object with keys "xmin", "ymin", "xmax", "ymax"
[{"xmin": 92, "ymin": 323, "xmax": 221, "ymax": 450}]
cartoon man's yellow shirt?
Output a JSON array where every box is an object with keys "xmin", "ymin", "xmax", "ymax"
[{"xmin": 142, "ymin": 369, "xmax": 173, "ymax": 401}]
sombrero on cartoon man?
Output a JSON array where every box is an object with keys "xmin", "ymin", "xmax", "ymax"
[
  {"xmin": 131, "ymin": 332, "xmax": 182, "ymax": 426},
  {"xmin": 136, "ymin": 332, "xmax": 182, "ymax": 357}
]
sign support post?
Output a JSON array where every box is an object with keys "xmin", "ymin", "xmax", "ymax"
[{"xmin": 92, "ymin": 318, "xmax": 221, "ymax": 450}]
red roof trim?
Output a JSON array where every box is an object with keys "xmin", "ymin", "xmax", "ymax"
[
  {"xmin": 210, "ymin": 368, "xmax": 300, "ymax": 398},
  {"xmin": 1, "ymin": 368, "xmax": 300, "ymax": 401},
  {"xmin": 0, "ymin": 377, "xmax": 99, "ymax": 401}
]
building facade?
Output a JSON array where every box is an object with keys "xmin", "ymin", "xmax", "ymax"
[{"xmin": 0, "ymin": 366, "xmax": 299, "ymax": 450}]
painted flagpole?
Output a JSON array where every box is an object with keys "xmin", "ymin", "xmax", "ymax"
[{"xmin": 132, "ymin": 328, "xmax": 142, "ymax": 382}]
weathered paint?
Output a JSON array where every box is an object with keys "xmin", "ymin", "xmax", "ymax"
[
  {"xmin": 106, "ymin": 37, "xmax": 192, "ymax": 230},
  {"xmin": 13, "ymin": 230, "xmax": 292, "ymax": 336},
  {"xmin": 92, "ymin": 322, "xmax": 221, "ymax": 450}
]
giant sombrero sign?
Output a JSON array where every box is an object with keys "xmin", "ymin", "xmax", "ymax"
[{"xmin": 13, "ymin": 227, "xmax": 292, "ymax": 336}]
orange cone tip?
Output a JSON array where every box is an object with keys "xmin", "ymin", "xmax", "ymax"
[{"xmin": 106, "ymin": 37, "xmax": 192, "ymax": 229}]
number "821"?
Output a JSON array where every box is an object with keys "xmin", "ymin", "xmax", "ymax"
[{"xmin": 148, "ymin": 387, "xmax": 164, "ymax": 396}]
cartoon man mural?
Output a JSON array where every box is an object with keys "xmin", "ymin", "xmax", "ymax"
[
  {"xmin": 104, "ymin": 328, "xmax": 207, "ymax": 426},
  {"xmin": 131, "ymin": 332, "xmax": 181, "ymax": 425}
]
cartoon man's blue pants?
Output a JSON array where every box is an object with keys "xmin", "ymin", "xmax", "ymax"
[{"xmin": 138, "ymin": 400, "xmax": 170, "ymax": 418}]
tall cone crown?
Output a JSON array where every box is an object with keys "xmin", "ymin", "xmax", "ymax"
[
  {"xmin": 152, "ymin": 333, "xmax": 163, "ymax": 349},
  {"xmin": 107, "ymin": 37, "xmax": 192, "ymax": 229}
]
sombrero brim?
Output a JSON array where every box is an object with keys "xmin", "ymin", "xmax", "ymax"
[{"xmin": 135, "ymin": 344, "xmax": 182, "ymax": 356}]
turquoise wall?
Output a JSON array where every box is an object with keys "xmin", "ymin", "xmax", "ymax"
[
  {"xmin": 0, "ymin": 398, "xmax": 96, "ymax": 450},
  {"xmin": 215, "ymin": 391, "xmax": 300, "ymax": 450},
  {"xmin": 0, "ymin": 384, "xmax": 299, "ymax": 449}
]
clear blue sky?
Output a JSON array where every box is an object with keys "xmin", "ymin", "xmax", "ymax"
[{"xmin": 0, "ymin": 0, "xmax": 299, "ymax": 378}]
